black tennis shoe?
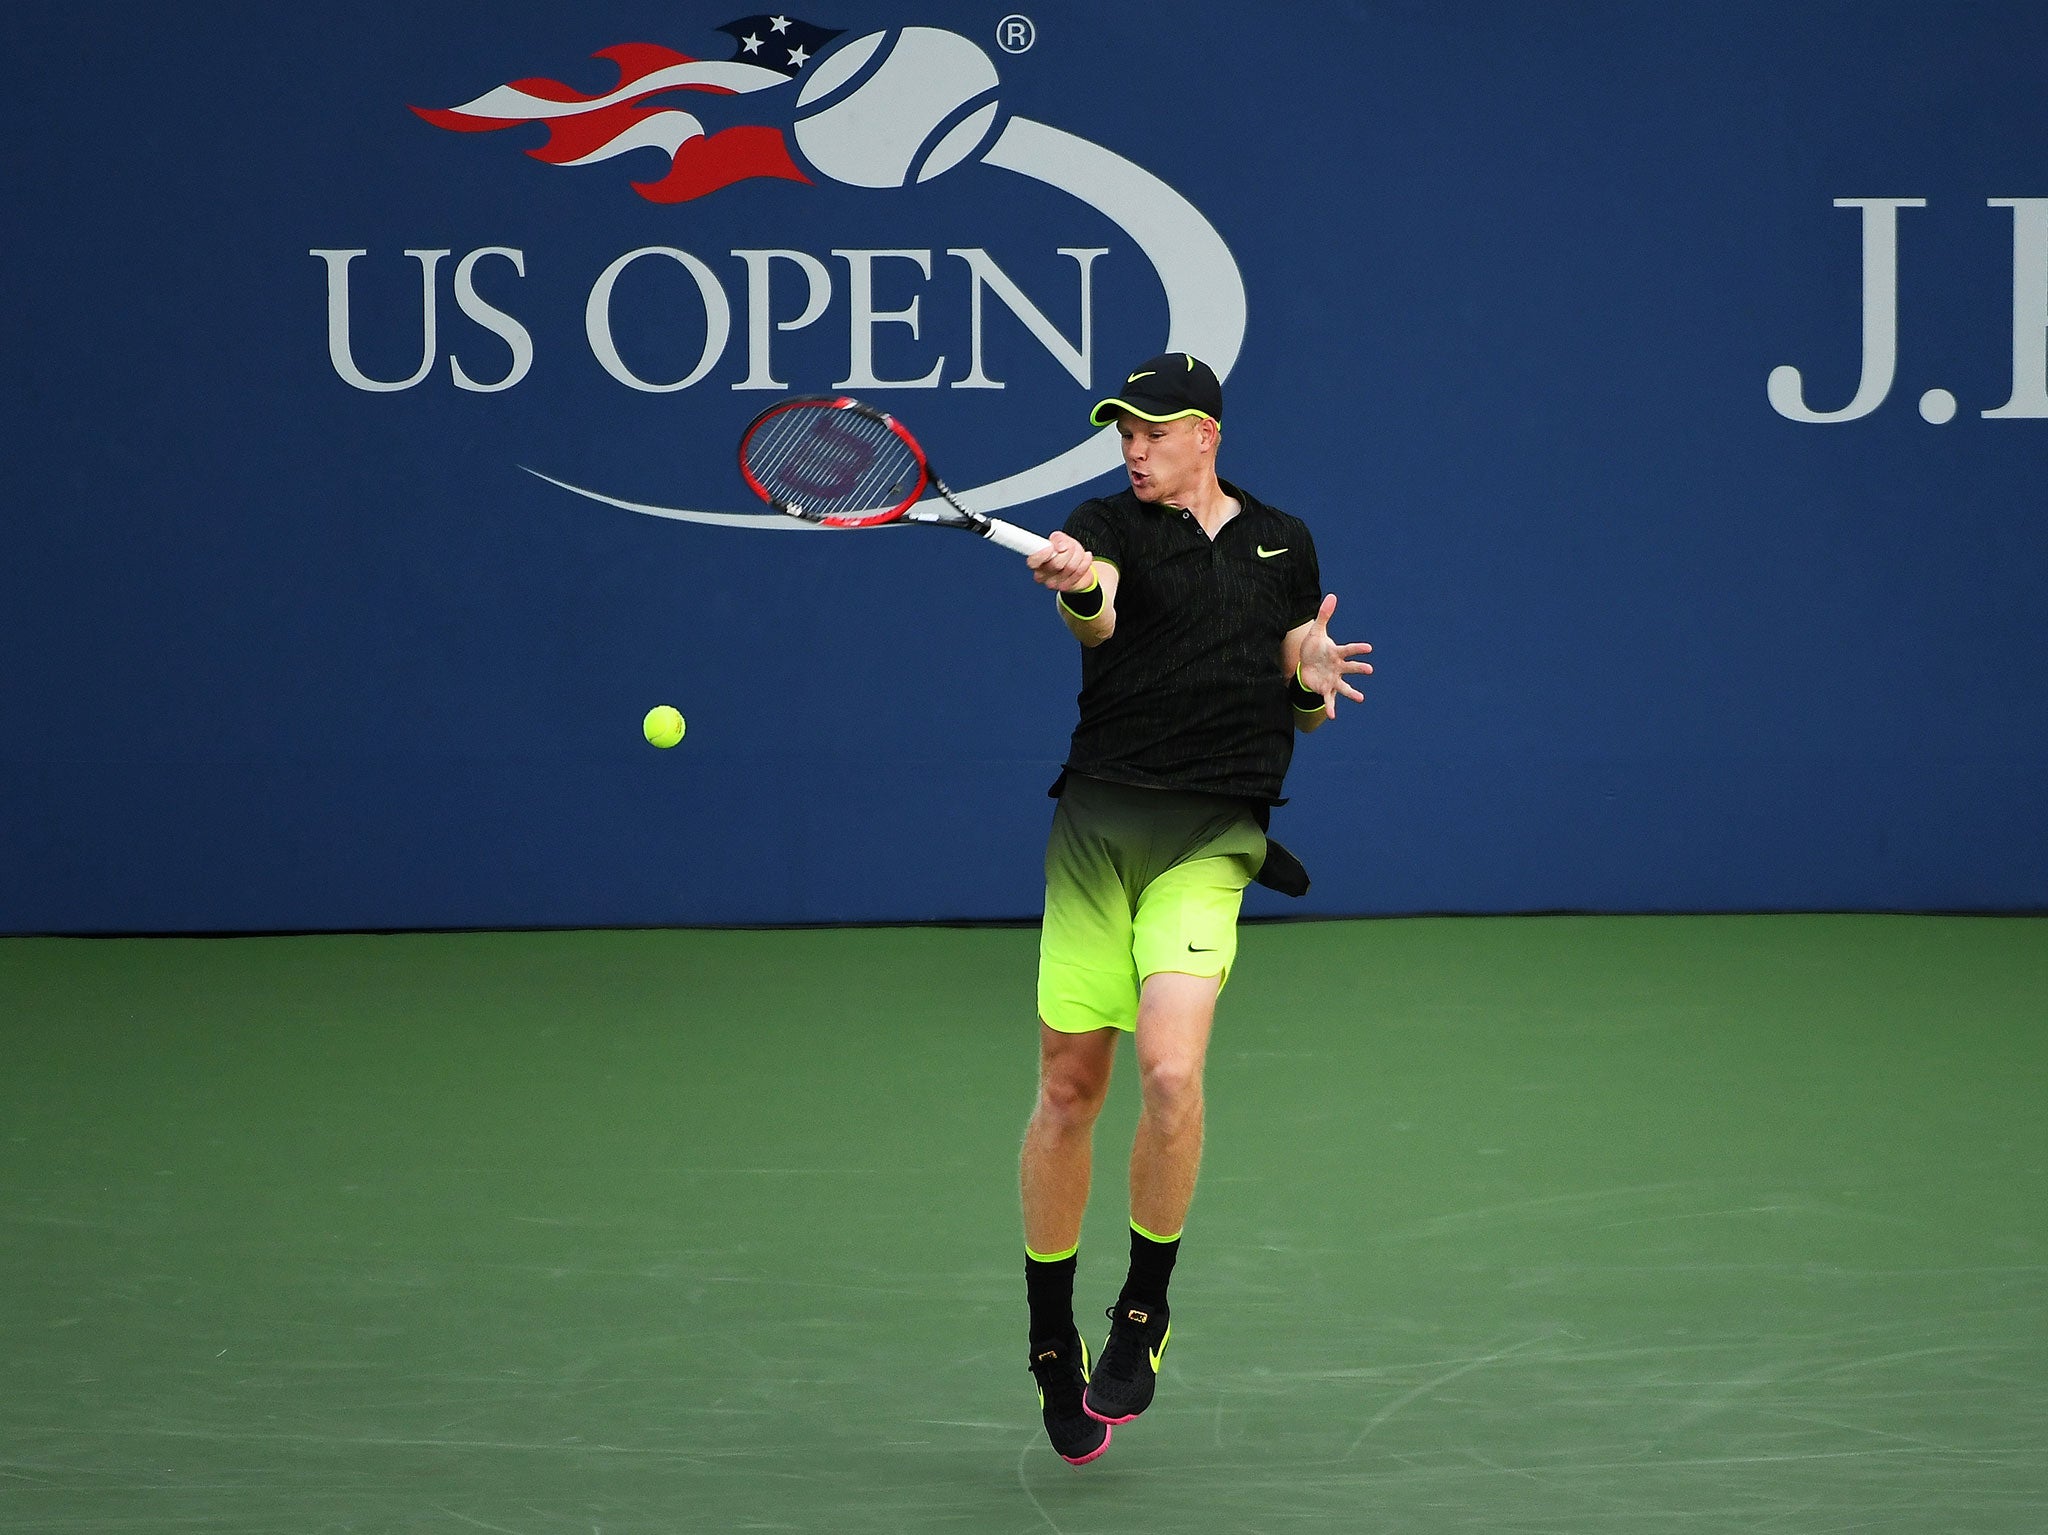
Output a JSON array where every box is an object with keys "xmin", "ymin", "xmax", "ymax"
[
  {"xmin": 1029, "ymin": 1335, "xmax": 1111, "ymax": 1466},
  {"xmin": 1083, "ymin": 1302, "xmax": 1171, "ymax": 1424}
]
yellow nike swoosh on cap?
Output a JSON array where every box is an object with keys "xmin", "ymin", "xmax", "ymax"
[
  {"xmin": 1126, "ymin": 370, "xmax": 1155, "ymax": 383},
  {"xmin": 1257, "ymin": 545, "xmax": 1289, "ymax": 557}
]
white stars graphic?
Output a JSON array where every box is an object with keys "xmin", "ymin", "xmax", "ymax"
[
  {"xmin": 739, "ymin": 33, "xmax": 761, "ymax": 54},
  {"xmin": 768, "ymin": 15, "xmax": 791, "ymax": 33},
  {"xmin": 787, "ymin": 44, "xmax": 809, "ymax": 68}
]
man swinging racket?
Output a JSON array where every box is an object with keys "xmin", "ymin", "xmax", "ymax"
[{"xmin": 1018, "ymin": 354, "xmax": 1373, "ymax": 1465}]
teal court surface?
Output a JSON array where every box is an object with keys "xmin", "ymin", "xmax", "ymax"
[{"xmin": 2, "ymin": 915, "xmax": 2043, "ymax": 1533}]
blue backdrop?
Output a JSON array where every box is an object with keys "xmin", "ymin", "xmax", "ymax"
[{"xmin": 4, "ymin": 2, "xmax": 2045, "ymax": 933}]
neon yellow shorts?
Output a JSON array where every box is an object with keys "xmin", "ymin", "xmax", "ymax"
[{"xmin": 1038, "ymin": 775, "xmax": 1268, "ymax": 1034}]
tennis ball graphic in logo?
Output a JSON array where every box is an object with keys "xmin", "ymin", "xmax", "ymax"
[{"xmin": 794, "ymin": 28, "xmax": 1001, "ymax": 188}]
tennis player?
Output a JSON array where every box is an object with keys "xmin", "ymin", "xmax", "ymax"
[{"xmin": 1017, "ymin": 354, "xmax": 1372, "ymax": 1465}]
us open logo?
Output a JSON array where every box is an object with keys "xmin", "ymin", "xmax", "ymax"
[{"xmin": 313, "ymin": 14, "xmax": 1247, "ymax": 530}]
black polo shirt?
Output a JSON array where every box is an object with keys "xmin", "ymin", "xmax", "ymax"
[{"xmin": 1056, "ymin": 480, "xmax": 1323, "ymax": 804}]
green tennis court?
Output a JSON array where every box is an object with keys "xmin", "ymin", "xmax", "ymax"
[{"xmin": 3, "ymin": 915, "xmax": 2043, "ymax": 1532}]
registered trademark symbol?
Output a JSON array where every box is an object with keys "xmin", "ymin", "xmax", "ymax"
[{"xmin": 997, "ymin": 14, "xmax": 1036, "ymax": 53}]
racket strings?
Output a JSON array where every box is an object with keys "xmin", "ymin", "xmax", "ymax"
[{"xmin": 744, "ymin": 406, "xmax": 922, "ymax": 522}]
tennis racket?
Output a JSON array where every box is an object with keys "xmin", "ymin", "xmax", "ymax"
[{"xmin": 737, "ymin": 395, "xmax": 1050, "ymax": 557}]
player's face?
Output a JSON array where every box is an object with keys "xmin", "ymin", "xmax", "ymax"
[{"xmin": 1116, "ymin": 414, "xmax": 1213, "ymax": 504}]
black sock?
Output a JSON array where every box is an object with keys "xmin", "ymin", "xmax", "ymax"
[
  {"xmin": 1025, "ymin": 1249, "xmax": 1079, "ymax": 1346},
  {"xmin": 1117, "ymin": 1224, "xmax": 1180, "ymax": 1314}
]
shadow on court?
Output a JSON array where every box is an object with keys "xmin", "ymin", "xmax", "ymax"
[{"xmin": 2, "ymin": 916, "xmax": 2043, "ymax": 1533}]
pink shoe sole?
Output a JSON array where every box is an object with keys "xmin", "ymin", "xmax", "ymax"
[
  {"xmin": 1062, "ymin": 1424, "xmax": 1112, "ymax": 1466},
  {"xmin": 1082, "ymin": 1399, "xmax": 1139, "ymax": 1427}
]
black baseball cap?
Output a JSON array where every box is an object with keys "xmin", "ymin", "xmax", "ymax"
[{"xmin": 1089, "ymin": 352, "xmax": 1223, "ymax": 427}]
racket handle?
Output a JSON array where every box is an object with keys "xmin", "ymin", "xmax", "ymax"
[{"xmin": 984, "ymin": 519, "xmax": 1050, "ymax": 557}]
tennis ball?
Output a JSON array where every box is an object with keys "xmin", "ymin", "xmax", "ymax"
[
  {"xmin": 642, "ymin": 705, "xmax": 685, "ymax": 748},
  {"xmin": 793, "ymin": 28, "xmax": 1001, "ymax": 188}
]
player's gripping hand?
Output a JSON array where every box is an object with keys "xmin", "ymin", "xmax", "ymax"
[{"xmin": 1027, "ymin": 531, "xmax": 1097, "ymax": 592}]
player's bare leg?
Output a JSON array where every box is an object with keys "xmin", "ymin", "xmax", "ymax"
[
  {"xmin": 1021, "ymin": 1023, "xmax": 1117, "ymax": 1255},
  {"xmin": 1087, "ymin": 970, "xmax": 1219, "ymax": 1425},
  {"xmin": 1020, "ymin": 1023, "xmax": 1117, "ymax": 1465},
  {"xmin": 1129, "ymin": 971, "xmax": 1220, "ymax": 1235}
]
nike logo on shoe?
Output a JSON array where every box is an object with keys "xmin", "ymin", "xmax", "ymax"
[{"xmin": 1149, "ymin": 1321, "xmax": 1172, "ymax": 1372}]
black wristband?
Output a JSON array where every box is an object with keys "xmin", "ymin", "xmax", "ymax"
[
  {"xmin": 1290, "ymin": 663, "xmax": 1325, "ymax": 712},
  {"xmin": 1058, "ymin": 575, "xmax": 1104, "ymax": 620}
]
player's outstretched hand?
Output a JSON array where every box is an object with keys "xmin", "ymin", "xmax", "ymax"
[
  {"xmin": 1298, "ymin": 593, "xmax": 1373, "ymax": 718},
  {"xmin": 1028, "ymin": 531, "xmax": 1097, "ymax": 592}
]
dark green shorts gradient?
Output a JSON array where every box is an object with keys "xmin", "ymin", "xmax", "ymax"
[{"xmin": 1038, "ymin": 776, "xmax": 1267, "ymax": 1032}]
